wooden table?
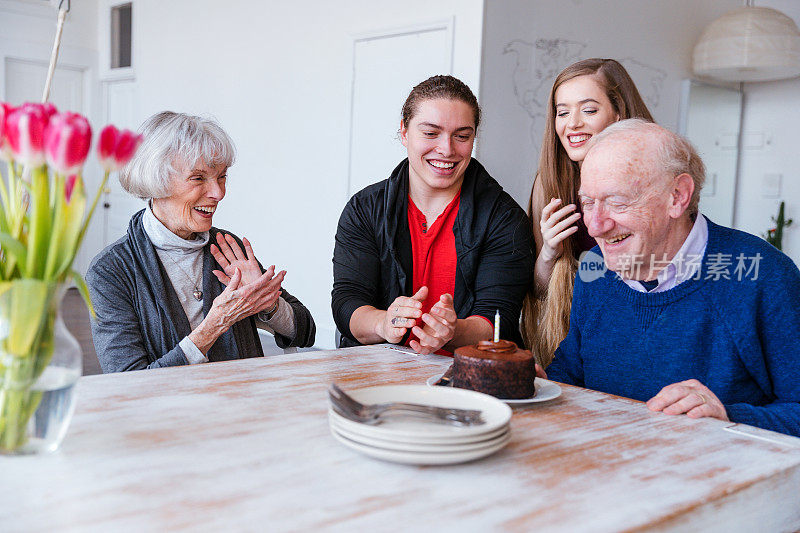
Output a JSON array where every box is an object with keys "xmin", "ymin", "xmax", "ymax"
[{"xmin": 2, "ymin": 346, "xmax": 799, "ymax": 532}]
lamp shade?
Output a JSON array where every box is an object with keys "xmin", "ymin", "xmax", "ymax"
[{"xmin": 693, "ymin": 6, "xmax": 800, "ymax": 82}]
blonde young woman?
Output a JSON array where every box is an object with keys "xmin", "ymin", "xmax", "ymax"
[{"xmin": 522, "ymin": 59, "xmax": 654, "ymax": 365}]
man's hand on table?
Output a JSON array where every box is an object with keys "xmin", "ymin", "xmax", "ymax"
[{"xmin": 646, "ymin": 379, "xmax": 729, "ymax": 421}]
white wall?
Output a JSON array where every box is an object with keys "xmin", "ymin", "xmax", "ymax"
[
  {"xmin": 124, "ymin": 0, "xmax": 484, "ymax": 348},
  {"xmin": 0, "ymin": 0, "xmax": 98, "ymax": 51},
  {"xmin": 478, "ymin": 0, "xmax": 740, "ymax": 211},
  {"xmin": 735, "ymin": 0, "xmax": 800, "ymax": 265}
]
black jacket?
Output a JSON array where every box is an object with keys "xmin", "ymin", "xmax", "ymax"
[
  {"xmin": 332, "ymin": 158, "xmax": 534, "ymax": 347},
  {"xmin": 87, "ymin": 209, "xmax": 316, "ymax": 372}
]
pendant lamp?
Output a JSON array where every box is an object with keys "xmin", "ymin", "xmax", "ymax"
[{"xmin": 693, "ymin": 5, "xmax": 800, "ymax": 82}]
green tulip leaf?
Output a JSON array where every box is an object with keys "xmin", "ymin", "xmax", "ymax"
[
  {"xmin": 0, "ymin": 232, "xmax": 28, "ymax": 273},
  {"xmin": 70, "ymin": 269, "xmax": 95, "ymax": 318},
  {"xmin": 25, "ymin": 169, "xmax": 51, "ymax": 279}
]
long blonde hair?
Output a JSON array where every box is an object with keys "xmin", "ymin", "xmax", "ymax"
[{"xmin": 522, "ymin": 59, "xmax": 654, "ymax": 366}]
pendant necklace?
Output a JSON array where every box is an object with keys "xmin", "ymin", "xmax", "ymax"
[{"xmin": 164, "ymin": 254, "xmax": 203, "ymax": 301}]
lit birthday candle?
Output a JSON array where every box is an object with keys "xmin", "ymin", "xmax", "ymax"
[{"xmin": 494, "ymin": 309, "xmax": 500, "ymax": 343}]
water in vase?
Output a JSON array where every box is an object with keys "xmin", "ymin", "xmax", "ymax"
[{"xmin": 14, "ymin": 366, "xmax": 80, "ymax": 454}]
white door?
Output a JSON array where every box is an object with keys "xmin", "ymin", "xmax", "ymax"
[
  {"xmin": 347, "ymin": 24, "xmax": 452, "ymax": 197},
  {"xmin": 4, "ymin": 58, "xmax": 84, "ymax": 113},
  {"xmin": 102, "ymin": 79, "xmax": 144, "ymax": 246}
]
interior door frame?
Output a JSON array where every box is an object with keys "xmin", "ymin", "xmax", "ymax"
[
  {"xmin": 0, "ymin": 37, "xmax": 98, "ymax": 114},
  {"xmin": 344, "ymin": 18, "xmax": 455, "ymax": 202}
]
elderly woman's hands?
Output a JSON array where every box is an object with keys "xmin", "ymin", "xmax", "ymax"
[
  {"xmin": 189, "ymin": 265, "xmax": 286, "ymax": 354},
  {"xmin": 209, "ymin": 266, "xmax": 285, "ymax": 325},
  {"xmin": 211, "ymin": 232, "xmax": 284, "ymax": 312},
  {"xmin": 210, "ymin": 233, "xmax": 262, "ymax": 286},
  {"xmin": 646, "ymin": 379, "xmax": 729, "ymax": 421}
]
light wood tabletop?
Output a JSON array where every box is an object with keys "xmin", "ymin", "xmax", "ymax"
[{"xmin": 1, "ymin": 345, "xmax": 799, "ymax": 532}]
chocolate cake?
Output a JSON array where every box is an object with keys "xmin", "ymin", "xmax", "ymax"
[{"xmin": 452, "ymin": 340, "xmax": 536, "ymax": 399}]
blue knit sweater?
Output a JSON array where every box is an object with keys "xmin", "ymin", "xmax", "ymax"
[{"xmin": 549, "ymin": 219, "xmax": 800, "ymax": 437}]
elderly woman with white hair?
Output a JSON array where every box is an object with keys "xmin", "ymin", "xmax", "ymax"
[{"xmin": 87, "ymin": 111, "xmax": 315, "ymax": 373}]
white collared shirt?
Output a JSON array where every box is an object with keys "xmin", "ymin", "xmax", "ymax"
[{"xmin": 624, "ymin": 214, "xmax": 709, "ymax": 293}]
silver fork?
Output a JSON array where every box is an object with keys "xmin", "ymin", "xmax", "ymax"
[
  {"xmin": 329, "ymin": 384, "xmax": 485, "ymax": 426},
  {"xmin": 328, "ymin": 383, "xmax": 485, "ymax": 426}
]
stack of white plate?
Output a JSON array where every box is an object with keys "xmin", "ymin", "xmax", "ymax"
[{"xmin": 329, "ymin": 385, "xmax": 512, "ymax": 465}]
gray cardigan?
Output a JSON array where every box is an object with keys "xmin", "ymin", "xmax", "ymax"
[{"xmin": 87, "ymin": 209, "xmax": 316, "ymax": 372}]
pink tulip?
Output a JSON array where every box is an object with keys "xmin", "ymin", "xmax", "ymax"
[
  {"xmin": 18, "ymin": 102, "xmax": 58, "ymax": 120},
  {"xmin": 0, "ymin": 102, "xmax": 12, "ymax": 162},
  {"xmin": 0, "ymin": 103, "xmax": 6, "ymax": 141},
  {"xmin": 41, "ymin": 102, "xmax": 57, "ymax": 120},
  {"xmin": 44, "ymin": 112, "xmax": 92, "ymax": 176},
  {"xmin": 97, "ymin": 124, "xmax": 142, "ymax": 172},
  {"xmin": 114, "ymin": 129, "xmax": 142, "ymax": 167},
  {"xmin": 97, "ymin": 124, "xmax": 118, "ymax": 168},
  {"xmin": 65, "ymin": 174, "xmax": 77, "ymax": 202},
  {"xmin": 5, "ymin": 104, "xmax": 50, "ymax": 167}
]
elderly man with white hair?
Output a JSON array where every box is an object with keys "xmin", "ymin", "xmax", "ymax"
[
  {"xmin": 87, "ymin": 111, "xmax": 315, "ymax": 372},
  {"xmin": 546, "ymin": 118, "xmax": 800, "ymax": 437}
]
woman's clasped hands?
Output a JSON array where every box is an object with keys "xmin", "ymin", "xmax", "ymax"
[{"xmin": 208, "ymin": 233, "xmax": 285, "ymax": 327}]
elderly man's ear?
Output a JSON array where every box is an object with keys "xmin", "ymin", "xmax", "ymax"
[{"xmin": 667, "ymin": 173, "xmax": 695, "ymax": 219}]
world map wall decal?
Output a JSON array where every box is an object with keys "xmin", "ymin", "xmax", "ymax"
[{"xmin": 503, "ymin": 38, "xmax": 667, "ymax": 150}]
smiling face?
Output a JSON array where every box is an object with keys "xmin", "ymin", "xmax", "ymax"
[
  {"xmin": 400, "ymin": 98, "xmax": 475, "ymax": 197},
  {"xmin": 151, "ymin": 159, "xmax": 227, "ymax": 240},
  {"xmin": 579, "ymin": 138, "xmax": 691, "ymax": 280},
  {"xmin": 555, "ymin": 75, "xmax": 619, "ymax": 164}
]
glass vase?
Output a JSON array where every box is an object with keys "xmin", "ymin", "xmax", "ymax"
[{"xmin": 0, "ymin": 281, "xmax": 82, "ymax": 455}]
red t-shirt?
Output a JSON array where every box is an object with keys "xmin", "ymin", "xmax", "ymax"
[{"xmin": 405, "ymin": 193, "xmax": 461, "ymax": 353}]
